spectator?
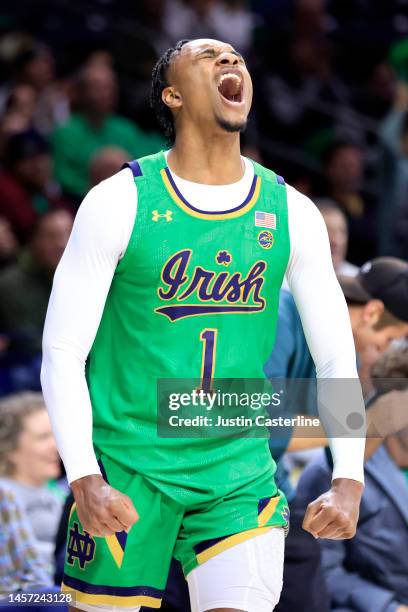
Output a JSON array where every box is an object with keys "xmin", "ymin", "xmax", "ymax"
[
  {"xmin": 353, "ymin": 60, "xmax": 396, "ymax": 122},
  {"xmin": 296, "ymin": 341, "xmax": 408, "ymax": 612},
  {"xmin": 378, "ymin": 82, "xmax": 408, "ymax": 257},
  {"xmin": 162, "ymin": 0, "xmax": 218, "ymax": 45},
  {"xmin": 340, "ymin": 260, "xmax": 408, "ymax": 392},
  {"xmin": 4, "ymin": 84, "xmax": 37, "ymax": 125},
  {"xmin": 0, "ymin": 218, "xmax": 19, "ymax": 271},
  {"xmin": 0, "ymin": 209, "xmax": 73, "ymax": 364},
  {"xmin": 52, "ymin": 62, "xmax": 164, "ymax": 200},
  {"xmin": 393, "ymin": 198, "xmax": 408, "ymax": 260},
  {"xmin": 292, "ymin": 0, "xmax": 330, "ymax": 38},
  {"xmin": 320, "ymin": 140, "xmax": 378, "ymax": 264},
  {"xmin": 202, "ymin": 0, "xmax": 255, "ymax": 56},
  {"xmin": 0, "ymin": 84, "xmax": 38, "ymax": 153},
  {"xmin": 89, "ymin": 146, "xmax": 130, "ymax": 186},
  {"xmin": 0, "ymin": 393, "xmax": 66, "ymax": 583},
  {"xmin": 315, "ymin": 198, "xmax": 358, "ymax": 276},
  {"xmin": 0, "ymin": 216, "xmax": 17, "ymax": 370},
  {"xmin": 266, "ymin": 257, "xmax": 408, "ymax": 612},
  {"xmin": 0, "ymin": 110, "xmax": 30, "ymax": 144},
  {"xmin": 0, "ymin": 129, "xmax": 70, "ymax": 243},
  {"xmin": 259, "ymin": 35, "xmax": 350, "ymax": 150},
  {"xmin": 0, "ymin": 485, "xmax": 52, "ymax": 595},
  {"xmin": 0, "ymin": 42, "xmax": 69, "ymax": 136}
]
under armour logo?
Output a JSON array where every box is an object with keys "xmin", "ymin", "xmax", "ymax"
[
  {"xmin": 67, "ymin": 522, "xmax": 96, "ymax": 569},
  {"xmin": 152, "ymin": 210, "xmax": 172, "ymax": 222}
]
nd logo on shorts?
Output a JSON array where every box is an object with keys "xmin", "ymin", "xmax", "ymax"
[
  {"xmin": 258, "ymin": 230, "xmax": 274, "ymax": 249},
  {"xmin": 66, "ymin": 522, "xmax": 96, "ymax": 569}
]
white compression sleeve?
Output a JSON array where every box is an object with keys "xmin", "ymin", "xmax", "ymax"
[
  {"xmin": 41, "ymin": 169, "xmax": 137, "ymax": 483},
  {"xmin": 285, "ymin": 185, "xmax": 365, "ymax": 483}
]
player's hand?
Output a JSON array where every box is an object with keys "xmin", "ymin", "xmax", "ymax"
[
  {"xmin": 396, "ymin": 606, "xmax": 408, "ymax": 612},
  {"xmin": 302, "ymin": 478, "xmax": 363, "ymax": 539},
  {"xmin": 71, "ymin": 474, "xmax": 139, "ymax": 537}
]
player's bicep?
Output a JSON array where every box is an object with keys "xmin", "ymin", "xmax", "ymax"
[
  {"xmin": 285, "ymin": 188, "xmax": 356, "ymax": 377},
  {"xmin": 285, "ymin": 187, "xmax": 335, "ymax": 286}
]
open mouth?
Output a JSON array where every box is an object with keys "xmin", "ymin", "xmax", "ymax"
[{"xmin": 217, "ymin": 72, "xmax": 243, "ymax": 104}]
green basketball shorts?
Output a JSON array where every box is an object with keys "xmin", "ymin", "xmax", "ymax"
[{"xmin": 62, "ymin": 453, "xmax": 289, "ymax": 609}]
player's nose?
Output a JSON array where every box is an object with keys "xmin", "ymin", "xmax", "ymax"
[{"xmin": 216, "ymin": 52, "xmax": 239, "ymax": 66}]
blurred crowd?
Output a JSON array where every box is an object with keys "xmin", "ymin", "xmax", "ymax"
[{"xmin": 0, "ymin": 0, "xmax": 408, "ymax": 611}]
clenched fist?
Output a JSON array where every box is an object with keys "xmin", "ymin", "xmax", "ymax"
[
  {"xmin": 71, "ymin": 474, "xmax": 139, "ymax": 537},
  {"xmin": 302, "ymin": 478, "xmax": 364, "ymax": 540}
]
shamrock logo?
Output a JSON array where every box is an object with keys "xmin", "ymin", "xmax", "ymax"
[{"xmin": 216, "ymin": 250, "xmax": 232, "ymax": 266}]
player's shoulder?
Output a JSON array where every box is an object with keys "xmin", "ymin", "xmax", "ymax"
[
  {"xmin": 82, "ymin": 167, "xmax": 136, "ymax": 208},
  {"xmin": 75, "ymin": 167, "xmax": 136, "ymax": 227},
  {"xmin": 285, "ymin": 182, "xmax": 318, "ymax": 213},
  {"xmin": 284, "ymin": 182, "xmax": 326, "ymax": 228},
  {"xmin": 93, "ymin": 166, "xmax": 136, "ymax": 196}
]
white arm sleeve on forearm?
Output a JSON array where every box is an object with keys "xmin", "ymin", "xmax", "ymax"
[
  {"xmin": 285, "ymin": 185, "xmax": 365, "ymax": 484},
  {"xmin": 41, "ymin": 169, "xmax": 136, "ymax": 483}
]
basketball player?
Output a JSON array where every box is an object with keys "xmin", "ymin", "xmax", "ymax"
[{"xmin": 41, "ymin": 39, "xmax": 366, "ymax": 612}]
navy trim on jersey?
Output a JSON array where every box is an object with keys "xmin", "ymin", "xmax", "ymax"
[
  {"xmin": 63, "ymin": 574, "xmax": 163, "ymax": 598},
  {"xmin": 122, "ymin": 160, "xmax": 143, "ymax": 178}
]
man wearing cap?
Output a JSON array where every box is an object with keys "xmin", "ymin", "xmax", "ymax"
[
  {"xmin": 267, "ymin": 256, "xmax": 408, "ymax": 478},
  {"xmin": 297, "ymin": 341, "xmax": 408, "ymax": 612},
  {"xmin": 267, "ymin": 256, "xmax": 408, "ymax": 612},
  {"xmin": 339, "ymin": 258, "xmax": 408, "ymax": 393}
]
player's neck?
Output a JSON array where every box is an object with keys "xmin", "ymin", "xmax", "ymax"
[{"xmin": 168, "ymin": 130, "xmax": 244, "ymax": 185}]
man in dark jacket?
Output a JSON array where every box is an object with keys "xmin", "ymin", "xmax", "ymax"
[{"xmin": 297, "ymin": 342, "xmax": 408, "ymax": 612}]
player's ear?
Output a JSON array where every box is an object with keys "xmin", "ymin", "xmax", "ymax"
[{"xmin": 162, "ymin": 87, "xmax": 182, "ymax": 110}]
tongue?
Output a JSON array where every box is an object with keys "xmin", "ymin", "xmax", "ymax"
[{"xmin": 219, "ymin": 77, "xmax": 241, "ymax": 100}]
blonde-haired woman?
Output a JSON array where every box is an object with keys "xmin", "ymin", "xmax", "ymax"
[{"xmin": 0, "ymin": 392, "xmax": 65, "ymax": 582}]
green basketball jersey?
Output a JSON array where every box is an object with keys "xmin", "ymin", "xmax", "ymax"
[{"xmin": 88, "ymin": 151, "xmax": 290, "ymax": 505}]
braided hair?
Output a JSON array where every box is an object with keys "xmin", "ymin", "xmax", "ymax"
[{"xmin": 150, "ymin": 40, "xmax": 190, "ymax": 145}]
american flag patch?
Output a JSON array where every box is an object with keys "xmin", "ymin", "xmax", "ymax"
[{"xmin": 255, "ymin": 211, "xmax": 276, "ymax": 229}]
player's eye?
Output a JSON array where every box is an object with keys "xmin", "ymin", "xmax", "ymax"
[{"xmin": 199, "ymin": 49, "xmax": 216, "ymax": 59}]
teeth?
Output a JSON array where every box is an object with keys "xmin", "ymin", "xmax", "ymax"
[{"xmin": 219, "ymin": 73, "xmax": 241, "ymax": 86}]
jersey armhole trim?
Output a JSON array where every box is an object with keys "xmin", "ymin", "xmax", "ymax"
[{"xmin": 122, "ymin": 160, "xmax": 143, "ymax": 178}]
